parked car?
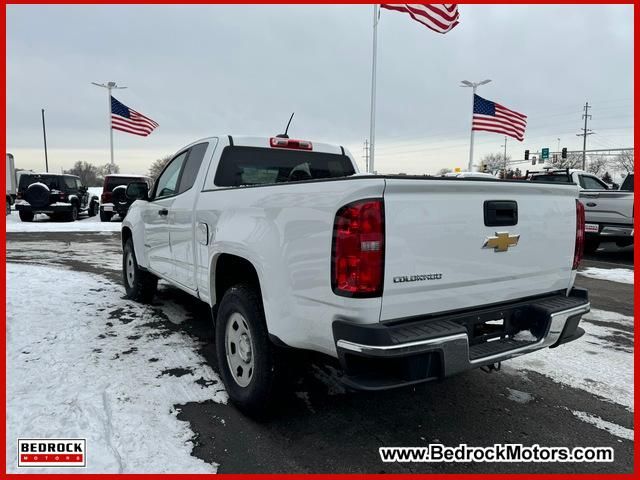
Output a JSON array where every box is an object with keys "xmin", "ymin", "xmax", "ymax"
[
  {"xmin": 6, "ymin": 153, "xmax": 16, "ymax": 215},
  {"xmin": 528, "ymin": 168, "xmax": 633, "ymax": 252},
  {"xmin": 15, "ymin": 173, "xmax": 99, "ymax": 222},
  {"xmin": 100, "ymin": 174, "xmax": 153, "ymax": 222},
  {"xmin": 122, "ymin": 135, "xmax": 589, "ymax": 414}
]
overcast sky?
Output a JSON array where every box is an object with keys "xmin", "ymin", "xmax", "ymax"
[{"xmin": 7, "ymin": 4, "xmax": 634, "ymax": 175}]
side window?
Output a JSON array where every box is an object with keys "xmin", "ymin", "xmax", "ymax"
[
  {"xmin": 75, "ymin": 179, "xmax": 83, "ymax": 190},
  {"xmin": 579, "ymin": 175, "xmax": 607, "ymax": 190},
  {"xmin": 178, "ymin": 143, "xmax": 208, "ymax": 193},
  {"xmin": 154, "ymin": 152, "xmax": 188, "ymax": 199},
  {"xmin": 63, "ymin": 177, "xmax": 76, "ymax": 190}
]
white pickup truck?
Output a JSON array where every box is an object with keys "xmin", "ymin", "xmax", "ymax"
[
  {"xmin": 528, "ymin": 169, "xmax": 634, "ymax": 252},
  {"xmin": 122, "ymin": 135, "xmax": 590, "ymax": 413}
]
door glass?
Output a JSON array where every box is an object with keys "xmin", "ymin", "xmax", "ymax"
[
  {"xmin": 580, "ymin": 175, "xmax": 607, "ymax": 190},
  {"xmin": 178, "ymin": 143, "xmax": 208, "ymax": 193},
  {"xmin": 155, "ymin": 152, "xmax": 187, "ymax": 199},
  {"xmin": 63, "ymin": 177, "xmax": 76, "ymax": 190}
]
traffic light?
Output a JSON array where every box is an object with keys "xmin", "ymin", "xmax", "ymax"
[
  {"xmin": 562, "ymin": 147, "xmax": 567, "ymax": 159},
  {"xmin": 482, "ymin": 163, "xmax": 488, "ymax": 173},
  {"xmin": 524, "ymin": 150, "xmax": 529, "ymax": 160}
]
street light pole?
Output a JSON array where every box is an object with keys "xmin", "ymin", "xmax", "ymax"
[
  {"xmin": 91, "ymin": 81, "xmax": 127, "ymax": 171},
  {"xmin": 461, "ymin": 79, "xmax": 491, "ymax": 171},
  {"xmin": 41, "ymin": 109, "xmax": 49, "ymax": 173}
]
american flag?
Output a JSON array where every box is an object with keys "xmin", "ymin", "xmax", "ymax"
[
  {"xmin": 111, "ymin": 96, "xmax": 159, "ymax": 137},
  {"xmin": 381, "ymin": 4, "xmax": 460, "ymax": 34},
  {"xmin": 472, "ymin": 95, "xmax": 527, "ymax": 141}
]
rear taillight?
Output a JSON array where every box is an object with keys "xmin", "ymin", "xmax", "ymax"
[
  {"xmin": 331, "ymin": 199, "xmax": 384, "ymax": 297},
  {"xmin": 59, "ymin": 192, "xmax": 67, "ymax": 201},
  {"xmin": 101, "ymin": 192, "xmax": 112, "ymax": 203},
  {"xmin": 573, "ymin": 200, "xmax": 585, "ymax": 270},
  {"xmin": 270, "ymin": 137, "xmax": 313, "ymax": 150}
]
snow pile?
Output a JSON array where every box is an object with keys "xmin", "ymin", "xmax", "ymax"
[
  {"xmin": 579, "ymin": 267, "xmax": 634, "ymax": 285},
  {"xmin": 508, "ymin": 309, "xmax": 634, "ymax": 410},
  {"xmin": 6, "ymin": 263, "xmax": 225, "ymax": 473}
]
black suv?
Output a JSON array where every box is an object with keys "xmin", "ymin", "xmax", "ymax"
[{"xmin": 15, "ymin": 173, "xmax": 99, "ymax": 222}]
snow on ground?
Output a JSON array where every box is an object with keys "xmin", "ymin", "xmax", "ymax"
[
  {"xmin": 570, "ymin": 410, "xmax": 634, "ymax": 441},
  {"xmin": 579, "ymin": 267, "xmax": 634, "ymax": 285},
  {"xmin": 6, "ymin": 187, "xmax": 123, "ymax": 233},
  {"xmin": 6, "ymin": 210, "xmax": 122, "ymax": 233},
  {"xmin": 6, "ymin": 263, "xmax": 225, "ymax": 473},
  {"xmin": 507, "ymin": 308, "xmax": 634, "ymax": 411}
]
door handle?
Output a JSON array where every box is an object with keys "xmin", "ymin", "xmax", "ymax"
[
  {"xmin": 158, "ymin": 208, "xmax": 168, "ymax": 216},
  {"xmin": 586, "ymin": 202, "xmax": 597, "ymax": 207}
]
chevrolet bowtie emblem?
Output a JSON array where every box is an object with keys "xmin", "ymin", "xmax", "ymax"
[{"xmin": 483, "ymin": 232, "xmax": 520, "ymax": 252}]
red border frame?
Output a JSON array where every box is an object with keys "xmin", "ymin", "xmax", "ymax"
[{"xmin": 2, "ymin": 1, "xmax": 637, "ymax": 478}]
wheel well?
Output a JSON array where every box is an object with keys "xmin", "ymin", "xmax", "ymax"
[
  {"xmin": 121, "ymin": 227, "xmax": 132, "ymax": 250},
  {"xmin": 213, "ymin": 254, "xmax": 261, "ymax": 305}
]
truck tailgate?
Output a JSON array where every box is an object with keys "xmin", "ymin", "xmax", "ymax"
[
  {"xmin": 580, "ymin": 190, "xmax": 634, "ymax": 225},
  {"xmin": 381, "ymin": 178, "xmax": 578, "ymax": 321}
]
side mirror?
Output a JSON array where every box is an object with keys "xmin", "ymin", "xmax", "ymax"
[{"xmin": 126, "ymin": 181, "xmax": 150, "ymax": 201}]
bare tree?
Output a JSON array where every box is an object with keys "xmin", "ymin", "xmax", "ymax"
[
  {"xmin": 553, "ymin": 153, "xmax": 582, "ymax": 169},
  {"xmin": 480, "ymin": 153, "xmax": 511, "ymax": 175},
  {"xmin": 148, "ymin": 155, "xmax": 172, "ymax": 179},
  {"xmin": 436, "ymin": 167, "xmax": 452, "ymax": 176},
  {"xmin": 611, "ymin": 151, "xmax": 634, "ymax": 173},
  {"xmin": 64, "ymin": 161, "xmax": 101, "ymax": 186},
  {"xmin": 586, "ymin": 154, "xmax": 609, "ymax": 175}
]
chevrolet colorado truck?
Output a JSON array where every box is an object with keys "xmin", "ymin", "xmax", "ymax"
[
  {"xmin": 122, "ymin": 135, "xmax": 590, "ymax": 413},
  {"xmin": 528, "ymin": 169, "xmax": 634, "ymax": 252}
]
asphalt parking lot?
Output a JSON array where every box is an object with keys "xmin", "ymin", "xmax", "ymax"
[{"xmin": 6, "ymin": 228, "xmax": 634, "ymax": 474}]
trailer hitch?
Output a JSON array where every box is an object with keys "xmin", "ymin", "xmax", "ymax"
[{"xmin": 480, "ymin": 362, "xmax": 501, "ymax": 373}]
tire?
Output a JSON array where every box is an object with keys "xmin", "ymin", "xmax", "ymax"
[
  {"xmin": 100, "ymin": 209, "xmax": 113, "ymax": 222},
  {"xmin": 88, "ymin": 201, "xmax": 98, "ymax": 217},
  {"xmin": 19, "ymin": 211, "xmax": 34, "ymax": 222},
  {"xmin": 215, "ymin": 284, "xmax": 281, "ymax": 415},
  {"xmin": 65, "ymin": 204, "xmax": 79, "ymax": 222},
  {"xmin": 123, "ymin": 238, "xmax": 158, "ymax": 303},
  {"xmin": 584, "ymin": 237, "xmax": 600, "ymax": 254}
]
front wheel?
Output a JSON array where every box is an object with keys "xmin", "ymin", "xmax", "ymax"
[
  {"xmin": 88, "ymin": 201, "xmax": 98, "ymax": 217},
  {"xmin": 215, "ymin": 284, "xmax": 280, "ymax": 415},
  {"xmin": 123, "ymin": 238, "xmax": 157, "ymax": 302}
]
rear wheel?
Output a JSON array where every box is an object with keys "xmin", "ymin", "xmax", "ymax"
[
  {"xmin": 584, "ymin": 237, "xmax": 600, "ymax": 254},
  {"xmin": 100, "ymin": 209, "xmax": 113, "ymax": 222},
  {"xmin": 123, "ymin": 238, "xmax": 157, "ymax": 302},
  {"xmin": 215, "ymin": 284, "xmax": 280, "ymax": 415},
  {"xmin": 19, "ymin": 211, "xmax": 34, "ymax": 222},
  {"xmin": 66, "ymin": 204, "xmax": 79, "ymax": 222}
]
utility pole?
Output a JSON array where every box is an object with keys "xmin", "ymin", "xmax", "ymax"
[
  {"xmin": 368, "ymin": 5, "xmax": 379, "ymax": 174},
  {"xmin": 91, "ymin": 81, "xmax": 127, "ymax": 171},
  {"xmin": 362, "ymin": 139, "xmax": 370, "ymax": 174},
  {"xmin": 41, "ymin": 109, "xmax": 49, "ymax": 173},
  {"xmin": 576, "ymin": 102, "xmax": 594, "ymax": 170}
]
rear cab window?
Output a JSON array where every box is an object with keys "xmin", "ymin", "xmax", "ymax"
[
  {"xmin": 104, "ymin": 176, "xmax": 147, "ymax": 192},
  {"xmin": 214, "ymin": 146, "xmax": 356, "ymax": 187},
  {"xmin": 18, "ymin": 174, "xmax": 62, "ymax": 191},
  {"xmin": 529, "ymin": 173, "xmax": 573, "ymax": 184}
]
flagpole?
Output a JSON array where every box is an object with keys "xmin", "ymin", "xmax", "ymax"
[
  {"xmin": 107, "ymin": 84, "xmax": 114, "ymax": 168},
  {"xmin": 91, "ymin": 81, "xmax": 127, "ymax": 173},
  {"xmin": 368, "ymin": 4, "xmax": 379, "ymax": 174},
  {"xmin": 467, "ymin": 85, "xmax": 476, "ymax": 171}
]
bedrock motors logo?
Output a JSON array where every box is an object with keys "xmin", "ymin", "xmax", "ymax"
[{"xmin": 18, "ymin": 439, "xmax": 86, "ymax": 467}]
